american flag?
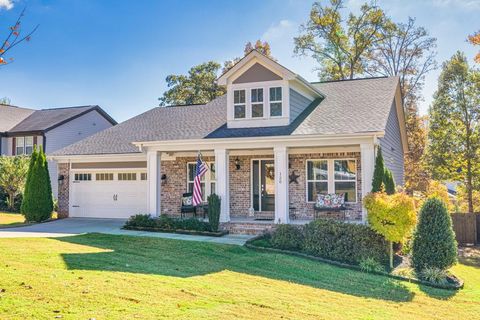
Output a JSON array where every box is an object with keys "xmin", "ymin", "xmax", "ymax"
[{"xmin": 192, "ymin": 154, "xmax": 208, "ymax": 206}]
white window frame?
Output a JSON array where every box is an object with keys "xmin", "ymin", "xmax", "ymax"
[
  {"xmin": 15, "ymin": 137, "xmax": 25, "ymax": 155},
  {"xmin": 74, "ymin": 173, "xmax": 92, "ymax": 182},
  {"xmin": 269, "ymin": 86, "xmax": 283, "ymax": 117},
  {"xmin": 305, "ymin": 159, "xmax": 329, "ymax": 203},
  {"xmin": 186, "ymin": 162, "xmax": 216, "ymax": 203},
  {"xmin": 250, "ymin": 87, "xmax": 264, "ymax": 118},
  {"xmin": 24, "ymin": 136, "xmax": 34, "ymax": 155},
  {"xmin": 118, "ymin": 172, "xmax": 137, "ymax": 181},
  {"xmin": 95, "ymin": 173, "xmax": 114, "ymax": 181},
  {"xmin": 233, "ymin": 89, "xmax": 246, "ymax": 119},
  {"xmin": 306, "ymin": 159, "xmax": 358, "ymax": 204}
]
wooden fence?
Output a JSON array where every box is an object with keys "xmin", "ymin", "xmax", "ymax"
[{"xmin": 451, "ymin": 213, "xmax": 479, "ymax": 245}]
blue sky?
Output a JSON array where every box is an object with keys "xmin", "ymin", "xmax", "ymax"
[{"xmin": 0, "ymin": 0, "xmax": 478, "ymax": 122}]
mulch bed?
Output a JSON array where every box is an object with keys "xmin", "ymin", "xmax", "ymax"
[{"xmin": 123, "ymin": 226, "xmax": 228, "ymax": 237}]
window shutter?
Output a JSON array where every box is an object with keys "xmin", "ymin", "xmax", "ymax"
[
  {"xmin": 33, "ymin": 136, "xmax": 37, "ymax": 146},
  {"xmin": 12, "ymin": 138, "xmax": 15, "ymax": 155}
]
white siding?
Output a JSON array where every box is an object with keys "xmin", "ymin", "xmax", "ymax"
[
  {"xmin": 0, "ymin": 137, "xmax": 9, "ymax": 155},
  {"xmin": 379, "ymin": 100, "xmax": 404, "ymax": 186},
  {"xmin": 45, "ymin": 110, "xmax": 114, "ymax": 198}
]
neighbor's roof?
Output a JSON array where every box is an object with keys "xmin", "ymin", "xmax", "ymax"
[
  {"xmin": 6, "ymin": 105, "xmax": 117, "ymax": 134},
  {"xmin": 0, "ymin": 105, "xmax": 35, "ymax": 132},
  {"xmin": 52, "ymin": 76, "xmax": 400, "ymax": 156}
]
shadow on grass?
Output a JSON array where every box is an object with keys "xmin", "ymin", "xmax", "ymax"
[
  {"xmin": 418, "ymin": 284, "xmax": 458, "ymax": 300},
  {"xmin": 55, "ymin": 233, "xmax": 415, "ymax": 302}
]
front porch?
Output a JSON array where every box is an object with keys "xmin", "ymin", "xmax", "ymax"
[{"xmin": 145, "ymin": 137, "xmax": 376, "ymax": 232}]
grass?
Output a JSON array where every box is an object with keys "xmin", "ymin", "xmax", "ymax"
[
  {"xmin": 0, "ymin": 234, "xmax": 479, "ymax": 319},
  {"xmin": 0, "ymin": 212, "xmax": 26, "ymax": 227}
]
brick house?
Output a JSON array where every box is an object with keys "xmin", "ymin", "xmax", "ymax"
[{"xmin": 51, "ymin": 51, "xmax": 407, "ymax": 232}]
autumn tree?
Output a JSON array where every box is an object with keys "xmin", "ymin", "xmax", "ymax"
[
  {"xmin": 159, "ymin": 61, "xmax": 226, "ymax": 106},
  {"xmin": 159, "ymin": 41, "xmax": 274, "ymax": 106},
  {"xmin": 294, "ymin": 0, "xmax": 389, "ymax": 80},
  {"xmin": 468, "ymin": 30, "xmax": 480, "ymax": 63},
  {"xmin": 365, "ymin": 18, "xmax": 436, "ymax": 193},
  {"xmin": 222, "ymin": 40, "xmax": 275, "ymax": 73},
  {"xmin": 427, "ymin": 52, "xmax": 480, "ymax": 213},
  {"xmin": 0, "ymin": 7, "xmax": 38, "ymax": 67}
]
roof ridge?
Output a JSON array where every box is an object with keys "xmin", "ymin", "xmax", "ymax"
[
  {"xmin": 39, "ymin": 105, "xmax": 98, "ymax": 111},
  {"xmin": 310, "ymin": 76, "xmax": 391, "ymax": 84},
  {"xmin": 0, "ymin": 104, "xmax": 34, "ymax": 111}
]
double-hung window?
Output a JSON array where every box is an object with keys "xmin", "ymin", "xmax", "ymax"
[
  {"xmin": 333, "ymin": 160, "xmax": 357, "ymax": 202},
  {"xmin": 233, "ymin": 90, "xmax": 246, "ymax": 119},
  {"xmin": 269, "ymin": 87, "xmax": 282, "ymax": 117},
  {"xmin": 15, "ymin": 137, "xmax": 25, "ymax": 155},
  {"xmin": 251, "ymin": 88, "xmax": 264, "ymax": 118},
  {"xmin": 306, "ymin": 160, "xmax": 328, "ymax": 202},
  {"xmin": 25, "ymin": 137, "xmax": 34, "ymax": 155},
  {"xmin": 306, "ymin": 159, "xmax": 357, "ymax": 203},
  {"xmin": 187, "ymin": 162, "xmax": 216, "ymax": 202}
]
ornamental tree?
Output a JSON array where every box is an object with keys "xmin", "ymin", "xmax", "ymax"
[
  {"xmin": 0, "ymin": 155, "xmax": 29, "ymax": 210},
  {"xmin": 384, "ymin": 168, "xmax": 396, "ymax": 195},
  {"xmin": 364, "ymin": 192, "xmax": 417, "ymax": 268}
]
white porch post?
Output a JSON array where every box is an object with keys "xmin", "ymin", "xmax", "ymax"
[
  {"xmin": 274, "ymin": 145, "xmax": 289, "ymax": 224},
  {"xmin": 147, "ymin": 150, "xmax": 161, "ymax": 217},
  {"xmin": 360, "ymin": 143, "xmax": 375, "ymax": 223},
  {"xmin": 215, "ymin": 148, "xmax": 230, "ymax": 222}
]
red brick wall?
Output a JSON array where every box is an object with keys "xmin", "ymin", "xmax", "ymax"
[
  {"xmin": 288, "ymin": 152, "xmax": 362, "ymax": 220},
  {"xmin": 57, "ymin": 163, "xmax": 70, "ymax": 218}
]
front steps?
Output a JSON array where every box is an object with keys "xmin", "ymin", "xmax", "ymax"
[{"xmin": 222, "ymin": 221, "xmax": 275, "ymax": 235}]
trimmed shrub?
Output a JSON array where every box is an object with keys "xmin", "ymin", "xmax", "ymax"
[
  {"xmin": 372, "ymin": 146, "xmax": 385, "ymax": 192},
  {"xmin": 125, "ymin": 214, "xmax": 156, "ymax": 228},
  {"xmin": 411, "ymin": 198, "xmax": 457, "ymax": 272},
  {"xmin": 270, "ymin": 224, "xmax": 304, "ymax": 251},
  {"xmin": 21, "ymin": 149, "xmax": 53, "ymax": 222},
  {"xmin": 176, "ymin": 217, "xmax": 211, "ymax": 231},
  {"xmin": 384, "ymin": 168, "xmax": 396, "ymax": 195},
  {"xmin": 156, "ymin": 214, "xmax": 176, "ymax": 229},
  {"xmin": 207, "ymin": 193, "xmax": 221, "ymax": 232},
  {"xmin": 303, "ymin": 219, "xmax": 389, "ymax": 265}
]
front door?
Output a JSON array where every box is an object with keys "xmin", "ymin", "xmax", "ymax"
[{"xmin": 252, "ymin": 160, "xmax": 275, "ymax": 212}]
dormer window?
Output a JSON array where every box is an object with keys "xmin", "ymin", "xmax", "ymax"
[
  {"xmin": 269, "ymin": 87, "xmax": 282, "ymax": 117},
  {"xmin": 234, "ymin": 89, "xmax": 246, "ymax": 119},
  {"xmin": 251, "ymin": 88, "xmax": 264, "ymax": 118}
]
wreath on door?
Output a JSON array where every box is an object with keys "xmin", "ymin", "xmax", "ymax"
[{"xmin": 265, "ymin": 166, "xmax": 275, "ymax": 180}]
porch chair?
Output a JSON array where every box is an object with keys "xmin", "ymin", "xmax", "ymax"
[
  {"xmin": 180, "ymin": 192, "xmax": 197, "ymax": 218},
  {"xmin": 313, "ymin": 193, "xmax": 347, "ymax": 220}
]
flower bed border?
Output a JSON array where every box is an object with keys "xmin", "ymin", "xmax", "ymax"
[
  {"xmin": 245, "ymin": 235, "xmax": 464, "ymax": 290},
  {"xmin": 123, "ymin": 226, "xmax": 228, "ymax": 237}
]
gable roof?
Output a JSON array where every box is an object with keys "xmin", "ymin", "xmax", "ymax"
[
  {"xmin": 4, "ymin": 105, "xmax": 117, "ymax": 135},
  {"xmin": 0, "ymin": 105, "xmax": 35, "ymax": 132},
  {"xmin": 52, "ymin": 76, "xmax": 402, "ymax": 156}
]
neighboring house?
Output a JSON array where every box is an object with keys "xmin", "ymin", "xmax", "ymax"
[
  {"xmin": 0, "ymin": 104, "xmax": 117, "ymax": 198},
  {"xmin": 51, "ymin": 51, "xmax": 407, "ymax": 233}
]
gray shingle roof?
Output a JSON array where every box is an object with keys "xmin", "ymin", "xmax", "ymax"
[
  {"xmin": 7, "ymin": 105, "xmax": 116, "ymax": 134},
  {"xmin": 0, "ymin": 105, "xmax": 35, "ymax": 132},
  {"xmin": 52, "ymin": 76, "xmax": 400, "ymax": 156}
]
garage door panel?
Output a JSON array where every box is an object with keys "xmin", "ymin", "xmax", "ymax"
[{"xmin": 71, "ymin": 173, "xmax": 147, "ymax": 219}]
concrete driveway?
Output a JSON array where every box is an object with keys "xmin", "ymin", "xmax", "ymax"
[{"xmin": 0, "ymin": 218, "xmax": 252, "ymax": 245}]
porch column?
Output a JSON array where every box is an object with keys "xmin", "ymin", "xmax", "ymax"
[
  {"xmin": 147, "ymin": 150, "xmax": 161, "ymax": 217},
  {"xmin": 360, "ymin": 143, "xmax": 375, "ymax": 223},
  {"xmin": 274, "ymin": 145, "xmax": 289, "ymax": 224},
  {"xmin": 215, "ymin": 148, "xmax": 230, "ymax": 222}
]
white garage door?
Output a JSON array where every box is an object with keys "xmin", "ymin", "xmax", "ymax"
[{"xmin": 70, "ymin": 171, "xmax": 148, "ymax": 219}]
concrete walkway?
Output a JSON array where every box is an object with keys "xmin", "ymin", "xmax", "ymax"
[{"xmin": 0, "ymin": 218, "xmax": 253, "ymax": 246}]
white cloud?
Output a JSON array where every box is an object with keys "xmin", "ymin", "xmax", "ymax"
[
  {"xmin": 262, "ymin": 20, "xmax": 295, "ymax": 41},
  {"xmin": 0, "ymin": 0, "xmax": 14, "ymax": 11}
]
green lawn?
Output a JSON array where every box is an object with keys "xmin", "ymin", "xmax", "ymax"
[
  {"xmin": 0, "ymin": 234, "xmax": 478, "ymax": 319},
  {"xmin": 0, "ymin": 212, "xmax": 25, "ymax": 227}
]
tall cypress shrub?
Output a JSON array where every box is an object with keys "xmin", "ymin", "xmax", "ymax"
[
  {"xmin": 384, "ymin": 169, "xmax": 396, "ymax": 195},
  {"xmin": 21, "ymin": 147, "xmax": 38, "ymax": 215},
  {"xmin": 21, "ymin": 149, "xmax": 53, "ymax": 222},
  {"xmin": 372, "ymin": 146, "xmax": 385, "ymax": 192},
  {"xmin": 411, "ymin": 198, "xmax": 457, "ymax": 272}
]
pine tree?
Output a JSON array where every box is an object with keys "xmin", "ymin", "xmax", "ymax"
[
  {"xmin": 411, "ymin": 198, "xmax": 457, "ymax": 272},
  {"xmin": 384, "ymin": 169, "xmax": 396, "ymax": 195},
  {"xmin": 372, "ymin": 146, "xmax": 385, "ymax": 192},
  {"xmin": 20, "ymin": 147, "xmax": 38, "ymax": 215},
  {"xmin": 21, "ymin": 149, "xmax": 53, "ymax": 222}
]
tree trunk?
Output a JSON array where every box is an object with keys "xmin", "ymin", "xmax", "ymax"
[
  {"xmin": 389, "ymin": 241, "xmax": 394, "ymax": 269},
  {"xmin": 467, "ymin": 158, "xmax": 474, "ymax": 213},
  {"xmin": 8, "ymin": 193, "xmax": 15, "ymax": 211}
]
